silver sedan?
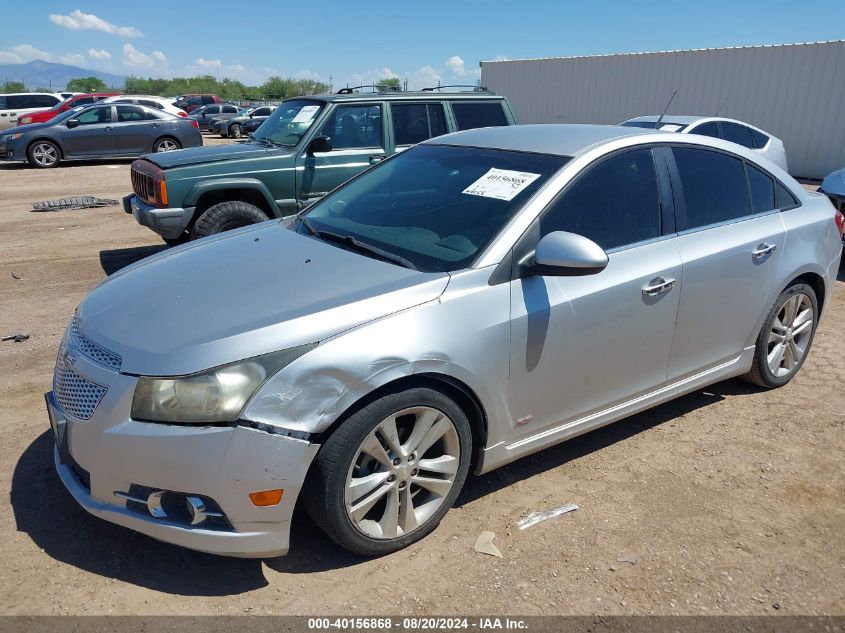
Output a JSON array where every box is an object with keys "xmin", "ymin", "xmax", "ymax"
[{"xmin": 46, "ymin": 124, "xmax": 841, "ymax": 557}]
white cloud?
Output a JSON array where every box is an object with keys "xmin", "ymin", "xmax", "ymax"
[
  {"xmin": 49, "ymin": 10, "xmax": 142, "ymax": 38},
  {"xmin": 340, "ymin": 67, "xmax": 398, "ymax": 89},
  {"xmin": 192, "ymin": 57, "xmax": 249, "ymax": 78},
  {"xmin": 194, "ymin": 57, "xmax": 220, "ymax": 71},
  {"xmin": 152, "ymin": 51, "xmax": 167, "ymax": 63},
  {"xmin": 446, "ymin": 55, "xmax": 466, "ymax": 76},
  {"xmin": 0, "ymin": 44, "xmax": 53, "ymax": 63},
  {"xmin": 410, "ymin": 65, "xmax": 441, "ymax": 90},
  {"xmin": 59, "ymin": 53, "xmax": 86, "ymax": 66},
  {"xmin": 294, "ymin": 69, "xmax": 323, "ymax": 81},
  {"xmin": 123, "ymin": 43, "xmax": 153, "ymax": 68},
  {"xmin": 88, "ymin": 48, "xmax": 111, "ymax": 61}
]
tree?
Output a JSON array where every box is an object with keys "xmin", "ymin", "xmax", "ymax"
[
  {"xmin": 67, "ymin": 77, "xmax": 107, "ymax": 93},
  {"xmin": 376, "ymin": 77, "xmax": 401, "ymax": 91},
  {"xmin": 1, "ymin": 81, "xmax": 25, "ymax": 92}
]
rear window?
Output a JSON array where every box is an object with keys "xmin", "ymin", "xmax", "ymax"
[
  {"xmin": 391, "ymin": 103, "xmax": 447, "ymax": 146},
  {"xmin": 750, "ymin": 128, "xmax": 769, "ymax": 149},
  {"xmin": 721, "ymin": 122, "xmax": 754, "ymax": 148},
  {"xmin": 451, "ymin": 101, "xmax": 508, "ymax": 131},
  {"xmin": 673, "ymin": 147, "xmax": 750, "ymax": 229},
  {"xmin": 691, "ymin": 121, "xmax": 719, "ymax": 138}
]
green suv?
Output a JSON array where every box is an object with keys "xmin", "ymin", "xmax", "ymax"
[{"xmin": 123, "ymin": 89, "xmax": 517, "ymax": 242}]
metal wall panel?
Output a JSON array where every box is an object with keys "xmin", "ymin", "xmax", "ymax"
[{"xmin": 481, "ymin": 41, "xmax": 845, "ymax": 179}]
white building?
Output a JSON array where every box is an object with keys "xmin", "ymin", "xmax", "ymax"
[{"xmin": 481, "ymin": 40, "xmax": 845, "ymax": 179}]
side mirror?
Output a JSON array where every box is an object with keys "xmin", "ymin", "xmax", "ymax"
[
  {"xmin": 308, "ymin": 135, "xmax": 332, "ymax": 155},
  {"xmin": 530, "ymin": 231, "xmax": 608, "ymax": 276},
  {"xmin": 66, "ymin": 118, "xmax": 80, "ymax": 129}
]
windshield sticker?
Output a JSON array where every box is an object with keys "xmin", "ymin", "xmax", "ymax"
[
  {"xmin": 291, "ymin": 105, "xmax": 320, "ymax": 123},
  {"xmin": 462, "ymin": 168, "xmax": 542, "ymax": 201},
  {"xmin": 659, "ymin": 124, "xmax": 683, "ymax": 132}
]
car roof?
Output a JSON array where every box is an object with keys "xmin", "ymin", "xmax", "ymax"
[
  {"xmin": 425, "ymin": 124, "xmax": 653, "ymax": 157},
  {"xmin": 290, "ymin": 91, "xmax": 506, "ymax": 104}
]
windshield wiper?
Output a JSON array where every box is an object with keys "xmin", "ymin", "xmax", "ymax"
[{"xmin": 296, "ymin": 216, "xmax": 417, "ymax": 269}]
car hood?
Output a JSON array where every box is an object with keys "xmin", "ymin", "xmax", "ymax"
[
  {"xmin": 77, "ymin": 222, "xmax": 450, "ymax": 376},
  {"xmin": 142, "ymin": 141, "xmax": 282, "ymax": 168},
  {"xmin": 6, "ymin": 121, "xmax": 55, "ymax": 135}
]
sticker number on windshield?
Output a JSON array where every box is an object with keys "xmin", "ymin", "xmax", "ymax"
[
  {"xmin": 462, "ymin": 168, "xmax": 541, "ymax": 201},
  {"xmin": 292, "ymin": 105, "xmax": 320, "ymax": 123}
]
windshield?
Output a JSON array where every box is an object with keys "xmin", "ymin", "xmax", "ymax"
[
  {"xmin": 252, "ymin": 99, "xmax": 324, "ymax": 147},
  {"xmin": 297, "ymin": 144, "xmax": 570, "ymax": 272}
]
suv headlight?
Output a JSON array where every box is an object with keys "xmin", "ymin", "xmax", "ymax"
[{"xmin": 131, "ymin": 343, "xmax": 316, "ymax": 424}]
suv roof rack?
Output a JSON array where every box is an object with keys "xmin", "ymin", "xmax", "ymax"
[
  {"xmin": 336, "ymin": 84, "xmax": 402, "ymax": 94},
  {"xmin": 420, "ymin": 84, "xmax": 490, "ymax": 92}
]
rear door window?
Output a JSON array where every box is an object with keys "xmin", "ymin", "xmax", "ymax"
[
  {"xmin": 721, "ymin": 122, "xmax": 754, "ymax": 148},
  {"xmin": 451, "ymin": 101, "xmax": 508, "ymax": 131},
  {"xmin": 746, "ymin": 163, "xmax": 776, "ymax": 213},
  {"xmin": 672, "ymin": 147, "xmax": 750, "ymax": 229},
  {"xmin": 205, "ymin": 105, "xmax": 220, "ymax": 115},
  {"xmin": 116, "ymin": 106, "xmax": 148, "ymax": 122},
  {"xmin": 391, "ymin": 103, "xmax": 447, "ymax": 146},
  {"xmin": 540, "ymin": 148, "xmax": 662, "ymax": 250}
]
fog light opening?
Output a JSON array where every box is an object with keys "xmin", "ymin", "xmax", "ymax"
[{"xmin": 249, "ymin": 489, "xmax": 284, "ymax": 506}]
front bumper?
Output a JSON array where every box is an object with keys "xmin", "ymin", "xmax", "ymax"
[
  {"xmin": 123, "ymin": 194, "xmax": 194, "ymax": 240},
  {"xmin": 46, "ymin": 354, "xmax": 320, "ymax": 558}
]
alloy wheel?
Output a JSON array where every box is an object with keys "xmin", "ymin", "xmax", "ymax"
[
  {"xmin": 155, "ymin": 139, "xmax": 179, "ymax": 152},
  {"xmin": 345, "ymin": 406, "xmax": 461, "ymax": 540},
  {"xmin": 32, "ymin": 143, "xmax": 58, "ymax": 166},
  {"xmin": 767, "ymin": 292, "xmax": 814, "ymax": 377}
]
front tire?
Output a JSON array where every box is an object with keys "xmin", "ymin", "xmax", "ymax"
[
  {"xmin": 228, "ymin": 123, "xmax": 242, "ymax": 139},
  {"xmin": 27, "ymin": 140, "xmax": 61, "ymax": 168},
  {"xmin": 742, "ymin": 282, "xmax": 818, "ymax": 388},
  {"xmin": 304, "ymin": 387, "xmax": 472, "ymax": 556},
  {"xmin": 190, "ymin": 200, "xmax": 269, "ymax": 239}
]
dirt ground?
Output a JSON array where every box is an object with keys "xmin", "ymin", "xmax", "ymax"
[{"xmin": 0, "ymin": 135, "xmax": 843, "ymax": 617}]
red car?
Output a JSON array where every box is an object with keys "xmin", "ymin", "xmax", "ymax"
[
  {"xmin": 17, "ymin": 93, "xmax": 120, "ymax": 126},
  {"xmin": 174, "ymin": 94, "xmax": 221, "ymax": 113}
]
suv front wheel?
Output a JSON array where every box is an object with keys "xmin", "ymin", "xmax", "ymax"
[{"xmin": 190, "ymin": 200, "xmax": 270, "ymax": 239}]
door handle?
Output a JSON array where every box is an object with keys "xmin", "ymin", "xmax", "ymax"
[
  {"xmin": 642, "ymin": 276, "xmax": 676, "ymax": 296},
  {"xmin": 369, "ymin": 155, "xmax": 385, "ymax": 164},
  {"xmin": 752, "ymin": 243, "xmax": 777, "ymax": 259},
  {"xmin": 105, "ymin": 126, "xmax": 113, "ymax": 131}
]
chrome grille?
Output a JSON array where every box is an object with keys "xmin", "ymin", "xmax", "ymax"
[
  {"xmin": 70, "ymin": 318, "xmax": 121, "ymax": 370},
  {"xmin": 53, "ymin": 365, "xmax": 107, "ymax": 420}
]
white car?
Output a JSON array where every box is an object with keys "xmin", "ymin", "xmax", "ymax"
[
  {"xmin": 621, "ymin": 116, "xmax": 787, "ymax": 172},
  {"xmin": 101, "ymin": 95, "xmax": 187, "ymax": 118}
]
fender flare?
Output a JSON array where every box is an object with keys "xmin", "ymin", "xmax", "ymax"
[{"xmin": 184, "ymin": 178, "xmax": 280, "ymax": 217}]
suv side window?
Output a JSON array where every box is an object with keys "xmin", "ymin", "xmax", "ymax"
[
  {"xmin": 205, "ymin": 106, "xmax": 221, "ymax": 115},
  {"xmin": 721, "ymin": 122, "xmax": 754, "ymax": 148},
  {"xmin": 319, "ymin": 104, "xmax": 383, "ymax": 149},
  {"xmin": 673, "ymin": 147, "xmax": 750, "ymax": 229},
  {"xmin": 746, "ymin": 163, "xmax": 775, "ymax": 213},
  {"xmin": 540, "ymin": 148, "xmax": 662, "ymax": 250},
  {"xmin": 7, "ymin": 95, "xmax": 36, "ymax": 109},
  {"xmin": 201, "ymin": 96, "xmax": 215, "ymax": 105},
  {"xmin": 77, "ymin": 107, "xmax": 112, "ymax": 125},
  {"xmin": 35, "ymin": 95, "xmax": 59, "ymax": 108},
  {"xmin": 223, "ymin": 105, "xmax": 239, "ymax": 114},
  {"xmin": 391, "ymin": 103, "xmax": 447, "ymax": 146},
  {"xmin": 690, "ymin": 121, "xmax": 719, "ymax": 138},
  {"xmin": 451, "ymin": 101, "xmax": 508, "ymax": 131}
]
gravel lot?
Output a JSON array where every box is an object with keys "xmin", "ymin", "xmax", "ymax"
[{"xmin": 0, "ymin": 136, "xmax": 843, "ymax": 616}]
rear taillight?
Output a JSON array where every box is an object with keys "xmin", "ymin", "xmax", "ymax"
[
  {"xmin": 190, "ymin": 120, "xmax": 199, "ymax": 129},
  {"xmin": 835, "ymin": 209, "xmax": 844, "ymax": 239}
]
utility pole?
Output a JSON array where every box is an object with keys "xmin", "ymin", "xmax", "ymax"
[{"xmin": 329, "ymin": 73, "xmax": 333, "ymax": 93}]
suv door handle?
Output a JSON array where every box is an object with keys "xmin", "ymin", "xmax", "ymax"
[
  {"xmin": 369, "ymin": 155, "xmax": 385, "ymax": 164},
  {"xmin": 752, "ymin": 243, "xmax": 777, "ymax": 259},
  {"xmin": 642, "ymin": 276, "xmax": 676, "ymax": 296}
]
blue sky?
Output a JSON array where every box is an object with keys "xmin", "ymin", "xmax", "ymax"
[{"xmin": 2, "ymin": 1, "xmax": 843, "ymax": 89}]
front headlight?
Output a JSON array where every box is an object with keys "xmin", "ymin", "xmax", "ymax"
[{"xmin": 131, "ymin": 343, "xmax": 316, "ymax": 424}]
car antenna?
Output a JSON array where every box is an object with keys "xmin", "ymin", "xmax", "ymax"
[
  {"xmin": 654, "ymin": 89, "xmax": 678, "ymax": 128},
  {"xmin": 714, "ymin": 96, "xmax": 729, "ymax": 116}
]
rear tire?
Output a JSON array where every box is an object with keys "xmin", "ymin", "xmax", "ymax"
[
  {"xmin": 304, "ymin": 387, "xmax": 472, "ymax": 556},
  {"xmin": 190, "ymin": 200, "xmax": 269, "ymax": 239},
  {"xmin": 742, "ymin": 282, "xmax": 818, "ymax": 388},
  {"xmin": 27, "ymin": 140, "xmax": 61, "ymax": 168},
  {"xmin": 153, "ymin": 137, "xmax": 180, "ymax": 153}
]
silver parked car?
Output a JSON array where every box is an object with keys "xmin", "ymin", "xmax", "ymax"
[
  {"xmin": 46, "ymin": 124, "xmax": 842, "ymax": 557},
  {"xmin": 621, "ymin": 116, "xmax": 788, "ymax": 172}
]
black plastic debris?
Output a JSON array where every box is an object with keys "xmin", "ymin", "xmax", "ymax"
[
  {"xmin": 2, "ymin": 334, "xmax": 30, "ymax": 343},
  {"xmin": 32, "ymin": 196, "xmax": 119, "ymax": 212}
]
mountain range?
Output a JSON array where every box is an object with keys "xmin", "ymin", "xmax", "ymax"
[{"xmin": 0, "ymin": 60, "xmax": 126, "ymax": 90}]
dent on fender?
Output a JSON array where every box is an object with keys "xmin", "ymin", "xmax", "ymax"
[{"xmin": 243, "ymin": 353, "xmax": 453, "ymax": 435}]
